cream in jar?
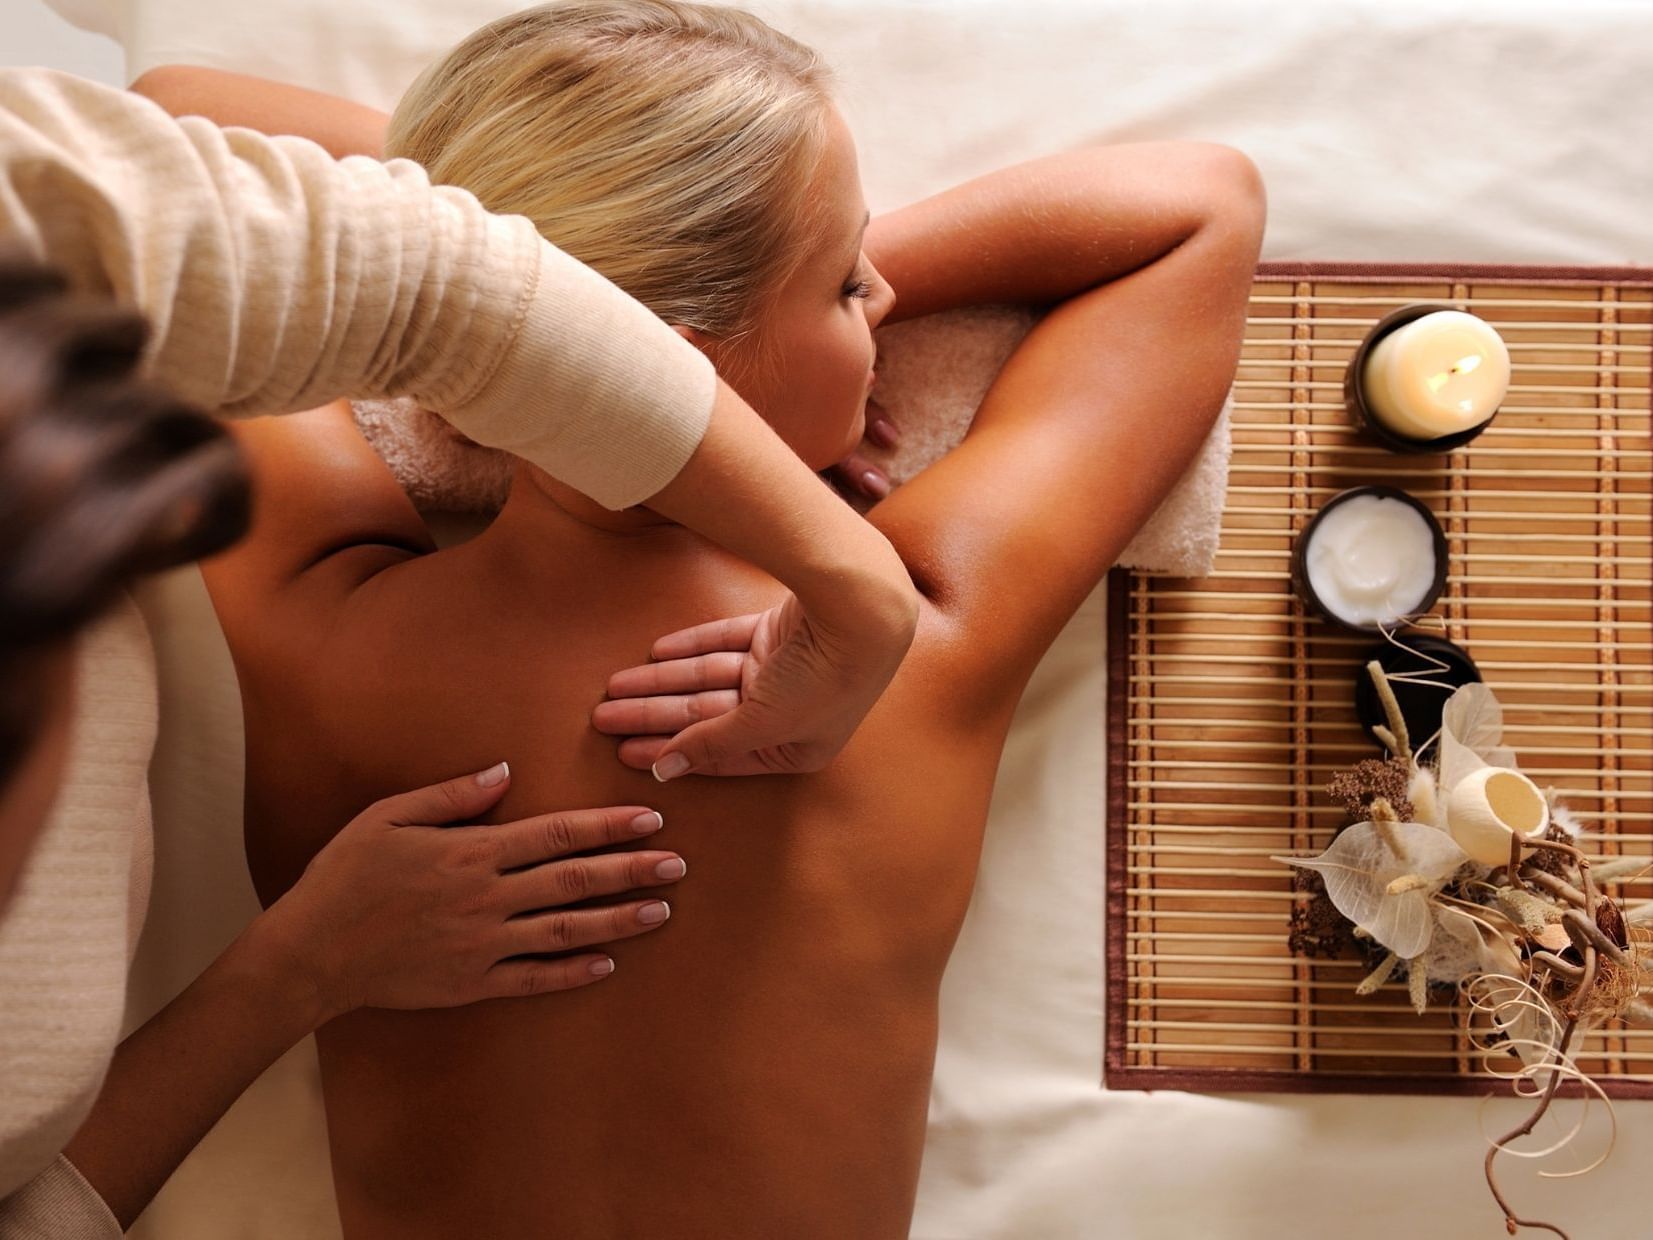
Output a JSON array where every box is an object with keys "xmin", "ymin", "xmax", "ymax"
[{"xmin": 1300, "ymin": 491, "xmax": 1443, "ymax": 629}]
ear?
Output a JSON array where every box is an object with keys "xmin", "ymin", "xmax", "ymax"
[{"xmin": 669, "ymin": 323, "xmax": 708, "ymax": 347}]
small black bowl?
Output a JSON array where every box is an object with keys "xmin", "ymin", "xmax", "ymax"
[
  {"xmin": 1354, "ymin": 635, "xmax": 1481, "ymax": 751},
  {"xmin": 1292, "ymin": 486, "xmax": 1449, "ymax": 633},
  {"xmin": 1345, "ymin": 303, "xmax": 1500, "ymax": 454}
]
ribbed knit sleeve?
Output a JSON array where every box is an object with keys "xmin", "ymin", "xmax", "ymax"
[
  {"xmin": 0, "ymin": 1157, "xmax": 119, "ymax": 1240},
  {"xmin": 0, "ymin": 68, "xmax": 714, "ymax": 509}
]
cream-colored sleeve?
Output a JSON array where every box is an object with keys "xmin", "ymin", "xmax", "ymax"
[
  {"xmin": 0, "ymin": 68, "xmax": 714, "ymax": 509},
  {"xmin": 0, "ymin": 1157, "xmax": 119, "ymax": 1240}
]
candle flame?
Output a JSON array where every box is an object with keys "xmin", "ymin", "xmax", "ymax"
[{"xmin": 1425, "ymin": 352, "xmax": 1483, "ymax": 393}]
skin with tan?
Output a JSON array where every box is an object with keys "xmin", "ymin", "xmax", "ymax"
[{"xmin": 197, "ymin": 84, "xmax": 1263, "ymax": 1236}]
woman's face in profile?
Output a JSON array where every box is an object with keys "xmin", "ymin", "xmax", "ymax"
[
  {"xmin": 714, "ymin": 106, "xmax": 895, "ymax": 471},
  {"xmin": 0, "ymin": 643, "xmax": 77, "ymax": 913}
]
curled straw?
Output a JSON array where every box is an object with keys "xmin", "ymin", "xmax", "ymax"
[{"xmin": 1464, "ymin": 974, "xmax": 1618, "ymax": 1240}]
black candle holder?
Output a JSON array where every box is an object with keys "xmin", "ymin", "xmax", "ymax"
[
  {"xmin": 1345, "ymin": 303, "xmax": 1500, "ymax": 454},
  {"xmin": 1353, "ymin": 634, "xmax": 1482, "ymax": 752},
  {"xmin": 1291, "ymin": 486, "xmax": 1448, "ymax": 633}
]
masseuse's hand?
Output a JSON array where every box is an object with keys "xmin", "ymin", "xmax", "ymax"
[
  {"xmin": 622, "ymin": 379, "xmax": 920, "ymax": 779},
  {"xmin": 258, "ymin": 763, "xmax": 683, "ymax": 1022},
  {"xmin": 594, "ymin": 590, "xmax": 898, "ymax": 778}
]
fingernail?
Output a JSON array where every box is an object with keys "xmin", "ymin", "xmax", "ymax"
[
  {"xmin": 654, "ymin": 857, "xmax": 687, "ymax": 881},
  {"xmin": 637, "ymin": 901, "xmax": 671, "ymax": 925},
  {"xmin": 629, "ymin": 810, "xmax": 664, "ymax": 835},
  {"xmin": 861, "ymin": 470, "xmax": 891, "ymax": 500},
  {"xmin": 589, "ymin": 957, "xmax": 615, "ymax": 976},
  {"xmin": 476, "ymin": 761, "xmax": 510, "ymax": 788},
  {"xmin": 868, "ymin": 418, "xmax": 900, "ymax": 449},
  {"xmin": 652, "ymin": 753, "xmax": 691, "ymax": 781}
]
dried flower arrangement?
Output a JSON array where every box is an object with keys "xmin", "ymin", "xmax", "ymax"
[{"xmin": 1275, "ymin": 653, "xmax": 1651, "ymax": 1240}]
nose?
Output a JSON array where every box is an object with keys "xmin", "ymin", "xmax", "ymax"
[{"xmin": 866, "ymin": 268, "xmax": 896, "ymax": 330}]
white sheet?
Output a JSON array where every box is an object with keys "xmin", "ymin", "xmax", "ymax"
[{"xmin": 40, "ymin": 1, "xmax": 1651, "ymax": 1236}]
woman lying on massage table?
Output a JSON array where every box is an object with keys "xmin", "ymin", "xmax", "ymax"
[{"xmin": 151, "ymin": 2, "xmax": 1262, "ymax": 1234}]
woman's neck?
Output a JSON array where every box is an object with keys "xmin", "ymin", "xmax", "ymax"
[{"xmin": 487, "ymin": 460, "xmax": 701, "ymax": 548}]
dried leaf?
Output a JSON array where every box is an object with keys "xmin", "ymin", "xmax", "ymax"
[
  {"xmin": 1533, "ymin": 923, "xmax": 1571, "ymax": 953},
  {"xmin": 1439, "ymin": 684, "xmax": 1519, "ymax": 794},
  {"xmin": 1274, "ymin": 821, "xmax": 1467, "ymax": 958},
  {"xmin": 1442, "ymin": 683, "xmax": 1506, "ymax": 753},
  {"xmin": 1425, "ymin": 904, "xmax": 1525, "ymax": 987}
]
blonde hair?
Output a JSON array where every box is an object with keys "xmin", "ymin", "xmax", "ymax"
[{"xmin": 387, "ymin": 1, "xmax": 835, "ymax": 346}]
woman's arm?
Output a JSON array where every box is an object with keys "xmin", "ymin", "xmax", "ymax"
[
  {"xmin": 858, "ymin": 141, "xmax": 1263, "ymax": 703},
  {"xmin": 58, "ymin": 768, "xmax": 684, "ymax": 1228},
  {"xmin": 129, "ymin": 65, "xmax": 389, "ymax": 159},
  {"xmin": 601, "ymin": 143, "xmax": 1261, "ymax": 739}
]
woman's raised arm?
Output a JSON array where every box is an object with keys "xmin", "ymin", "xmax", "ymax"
[
  {"xmin": 859, "ymin": 141, "xmax": 1263, "ymax": 703},
  {"xmin": 604, "ymin": 142, "xmax": 1261, "ymax": 738}
]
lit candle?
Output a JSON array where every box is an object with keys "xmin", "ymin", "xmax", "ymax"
[
  {"xmin": 1360, "ymin": 310, "xmax": 1510, "ymax": 442},
  {"xmin": 1295, "ymin": 488, "xmax": 1445, "ymax": 630}
]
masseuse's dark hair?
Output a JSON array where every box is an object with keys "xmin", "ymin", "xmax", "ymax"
[{"xmin": 0, "ymin": 255, "xmax": 252, "ymax": 785}]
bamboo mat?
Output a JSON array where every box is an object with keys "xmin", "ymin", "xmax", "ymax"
[{"xmin": 1104, "ymin": 263, "xmax": 1653, "ymax": 1096}]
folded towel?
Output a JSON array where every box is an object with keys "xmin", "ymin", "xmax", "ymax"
[{"xmin": 354, "ymin": 307, "xmax": 1231, "ymax": 577}]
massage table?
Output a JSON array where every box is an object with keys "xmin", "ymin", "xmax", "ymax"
[{"xmin": 38, "ymin": 1, "xmax": 1653, "ymax": 1234}]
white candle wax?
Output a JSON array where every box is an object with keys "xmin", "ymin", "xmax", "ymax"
[
  {"xmin": 1304, "ymin": 495, "xmax": 1437, "ymax": 627},
  {"xmin": 1361, "ymin": 310, "xmax": 1510, "ymax": 441}
]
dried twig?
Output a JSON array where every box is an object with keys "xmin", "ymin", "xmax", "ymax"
[
  {"xmin": 1522, "ymin": 869, "xmax": 1586, "ymax": 909},
  {"xmin": 1484, "ymin": 1016, "xmax": 1579, "ymax": 1239}
]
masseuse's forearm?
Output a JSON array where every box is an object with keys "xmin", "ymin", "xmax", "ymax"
[
  {"xmin": 0, "ymin": 68, "xmax": 711, "ymax": 512},
  {"xmin": 58, "ymin": 914, "xmax": 323, "ymax": 1230},
  {"xmin": 649, "ymin": 384, "xmax": 919, "ymax": 627}
]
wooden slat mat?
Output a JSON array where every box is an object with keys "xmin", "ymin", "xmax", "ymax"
[{"xmin": 1104, "ymin": 262, "xmax": 1653, "ymax": 1096}]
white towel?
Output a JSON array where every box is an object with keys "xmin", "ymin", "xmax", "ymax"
[{"xmin": 355, "ymin": 308, "xmax": 1231, "ymax": 577}]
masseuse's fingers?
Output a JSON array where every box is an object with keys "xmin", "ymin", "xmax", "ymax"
[
  {"xmin": 591, "ymin": 689, "xmax": 741, "ymax": 737},
  {"xmin": 614, "ymin": 736, "xmax": 674, "ymax": 773},
  {"xmin": 487, "ymin": 804, "xmax": 669, "ymax": 872},
  {"xmin": 647, "ymin": 612, "xmax": 764, "ymax": 660},
  {"xmin": 605, "ymin": 651, "xmax": 745, "ymax": 699},
  {"xmin": 506, "ymin": 899, "xmax": 672, "ymax": 959},
  {"xmin": 483, "ymin": 954, "xmax": 623, "ymax": 999},
  {"xmin": 368, "ymin": 759, "xmax": 515, "ymax": 826},
  {"xmin": 262, "ymin": 764, "xmax": 685, "ymax": 1016},
  {"xmin": 619, "ymin": 733, "xmax": 787, "ymax": 779},
  {"xmin": 503, "ymin": 849, "xmax": 686, "ymax": 912}
]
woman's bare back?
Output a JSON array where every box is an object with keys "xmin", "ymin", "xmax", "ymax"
[
  {"xmin": 232, "ymin": 509, "xmax": 1010, "ymax": 1239},
  {"xmin": 212, "ymin": 137, "xmax": 1261, "ymax": 1238}
]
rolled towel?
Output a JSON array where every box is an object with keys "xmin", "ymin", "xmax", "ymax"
[{"xmin": 354, "ymin": 307, "xmax": 1231, "ymax": 577}]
